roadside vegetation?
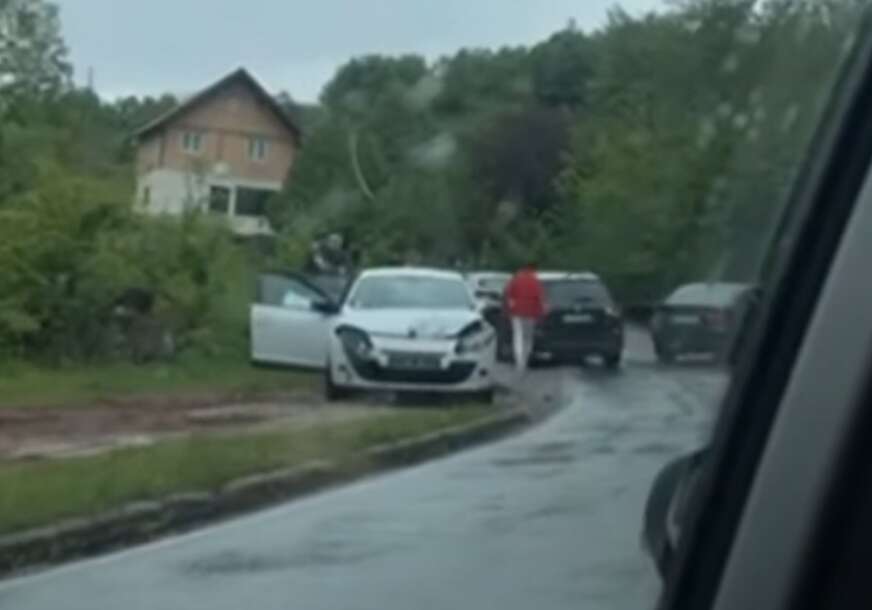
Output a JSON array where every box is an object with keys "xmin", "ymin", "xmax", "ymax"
[
  {"xmin": 0, "ymin": 357, "xmax": 316, "ymax": 409},
  {"xmin": 273, "ymin": 0, "xmax": 861, "ymax": 304},
  {"xmin": 0, "ymin": 407, "xmax": 491, "ymax": 534},
  {"xmin": 0, "ymin": 0, "xmax": 858, "ymax": 543},
  {"xmin": 0, "ymin": 0, "xmax": 861, "ymax": 382}
]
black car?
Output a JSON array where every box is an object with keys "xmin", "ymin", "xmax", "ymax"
[
  {"xmin": 650, "ymin": 282, "xmax": 755, "ymax": 363},
  {"xmin": 494, "ymin": 272, "xmax": 624, "ymax": 367},
  {"xmin": 497, "ymin": 272, "xmax": 624, "ymax": 367}
]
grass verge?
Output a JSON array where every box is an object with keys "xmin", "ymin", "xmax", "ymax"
[
  {"xmin": 0, "ymin": 407, "xmax": 491, "ymax": 535},
  {"xmin": 0, "ymin": 357, "xmax": 317, "ymax": 409}
]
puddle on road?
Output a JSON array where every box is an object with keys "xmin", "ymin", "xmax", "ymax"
[
  {"xmin": 631, "ymin": 441, "xmax": 684, "ymax": 456},
  {"xmin": 588, "ymin": 443, "xmax": 617, "ymax": 455},
  {"xmin": 533, "ymin": 440, "xmax": 576, "ymax": 453},
  {"xmin": 182, "ymin": 537, "xmax": 408, "ymax": 576},
  {"xmin": 524, "ymin": 501, "xmax": 593, "ymax": 521},
  {"xmin": 183, "ymin": 550, "xmax": 289, "ymax": 575},
  {"xmin": 492, "ymin": 440, "xmax": 578, "ymax": 468},
  {"xmin": 492, "ymin": 454, "xmax": 576, "ymax": 467},
  {"xmin": 477, "ymin": 493, "xmax": 507, "ymax": 513}
]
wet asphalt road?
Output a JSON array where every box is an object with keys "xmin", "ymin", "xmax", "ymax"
[{"xmin": 0, "ymin": 328, "xmax": 727, "ymax": 610}]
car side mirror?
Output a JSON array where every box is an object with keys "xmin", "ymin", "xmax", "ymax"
[
  {"xmin": 642, "ymin": 448, "xmax": 708, "ymax": 579},
  {"xmin": 311, "ymin": 299, "xmax": 339, "ymax": 315}
]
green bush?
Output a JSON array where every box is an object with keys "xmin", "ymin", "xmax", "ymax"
[{"xmin": 0, "ymin": 163, "xmax": 249, "ymax": 363}]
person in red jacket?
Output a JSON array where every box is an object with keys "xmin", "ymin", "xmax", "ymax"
[{"xmin": 504, "ymin": 261, "xmax": 546, "ymax": 373}]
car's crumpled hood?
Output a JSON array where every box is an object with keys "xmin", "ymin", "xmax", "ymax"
[{"xmin": 340, "ymin": 308, "xmax": 481, "ymax": 339}]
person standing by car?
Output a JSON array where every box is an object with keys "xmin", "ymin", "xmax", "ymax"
[
  {"xmin": 504, "ymin": 261, "xmax": 546, "ymax": 373},
  {"xmin": 306, "ymin": 232, "xmax": 352, "ymax": 276}
]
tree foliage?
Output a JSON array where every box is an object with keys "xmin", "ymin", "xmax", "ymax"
[
  {"xmin": 0, "ymin": 2, "xmax": 245, "ymax": 362},
  {"xmin": 268, "ymin": 1, "xmax": 864, "ymax": 299},
  {"xmin": 1, "ymin": 0, "xmax": 867, "ymax": 363},
  {"xmin": 0, "ymin": 0, "xmax": 70, "ymax": 113},
  {"xmin": 555, "ymin": 0, "xmax": 864, "ymax": 300}
]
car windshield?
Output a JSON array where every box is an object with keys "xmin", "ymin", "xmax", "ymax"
[
  {"xmin": 349, "ymin": 275, "xmax": 474, "ymax": 309},
  {"xmin": 0, "ymin": 1, "xmax": 866, "ymax": 609},
  {"xmin": 544, "ymin": 280, "xmax": 613, "ymax": 307}
]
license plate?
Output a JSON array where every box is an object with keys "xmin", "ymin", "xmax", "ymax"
[
  {"xmin": 670, "ymin": 314, "xmax": 700, "ymax": 325},
  {"xmin": 388, "ymin": 354, "xmax": 441, "ymax": 370},
  {"xmin": 563, "ymin": 313, "xmax": 593, "ymax": 323}
]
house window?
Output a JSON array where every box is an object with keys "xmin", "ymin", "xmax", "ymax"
[
  {"xmin": 248, "ymin": 137, "xmax": 269, "ymax": 161},
  {"xmin": 235, "ymin": 187, "xmax": 273, "ymax": 217},
  {"xmin": 208, "ymin": 186, "xmax": 230, "ymax": 214},
  {"xmin": 181, "ymin": 131, "xmax": 203, "ymax": 154}
]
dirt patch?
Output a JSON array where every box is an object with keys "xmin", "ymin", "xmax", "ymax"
[
  {"xmin": 0, "ymin": 391, "xmax": 387, "ymax": 462},
  {"xmin": 0, "ymin": 363, "xmax": 529, "ymax": 464}
]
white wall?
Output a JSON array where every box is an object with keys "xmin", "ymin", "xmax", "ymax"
[
  {"xmin": 135, "ymin": 169, "xmax": 281, "ymax": 236},
  {"xmin": 137, "ymin": 169, "xmax": 207, "ymax": 215}
]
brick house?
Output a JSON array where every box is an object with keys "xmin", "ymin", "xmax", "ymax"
[{"xmin": 133, "ymin": 68, "xmax": 300, "ymax": 236}]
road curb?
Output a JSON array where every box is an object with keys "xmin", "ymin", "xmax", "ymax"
[{"xmin": 0, "ymin": 408, "xmax": 532, "ymax": 578}]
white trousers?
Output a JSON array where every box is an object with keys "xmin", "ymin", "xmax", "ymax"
[{"xmin": 511, "ymin": 316, "xmax": 536, "ymax": 372}]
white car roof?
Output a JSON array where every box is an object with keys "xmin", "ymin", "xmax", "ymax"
[
  {"xmin": 536, "ymin": 271, "xmax": 601, "ymax": 282},
  {"xmin": 466, "ymin": 271, "xmax": 510, "ymax": 279},
  {"xmin": 357, "ymin": 266, "xmax": 466, "ymax": 281},
  {"xmin": 465, "ymin": 272, "xmax": 511, "ymax": 286}
]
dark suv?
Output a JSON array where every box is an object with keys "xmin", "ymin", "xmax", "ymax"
[{"xmin": 530, "ymin": 272, "xmax": 624, "ymax": 368}]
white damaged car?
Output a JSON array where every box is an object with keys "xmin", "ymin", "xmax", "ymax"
[{"xmin": 250, "ymin": 267, "xmax": 497, "ymax": 402}]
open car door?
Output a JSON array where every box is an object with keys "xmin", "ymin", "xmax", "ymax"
[{"xmin": 250, "ymin": 272, "xmax": 338, "ymax": 368}]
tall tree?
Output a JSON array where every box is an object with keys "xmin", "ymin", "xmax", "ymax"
[
  {"xmin": 530, "ymin": 26, "xmax": 595, "ymax": 109},
  {"xmin": 0, "ymin": 0, "xmax": 70, "ymax": 114}
]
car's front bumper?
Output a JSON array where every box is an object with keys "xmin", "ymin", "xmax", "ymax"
[{"xmin": 329, "ymin": 335, "xmax": 496, "ymax": 392}]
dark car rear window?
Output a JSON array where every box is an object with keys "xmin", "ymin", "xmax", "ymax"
[{"xmin": 544, "ymin": 280, "xmax": 613, "ymax": 307}]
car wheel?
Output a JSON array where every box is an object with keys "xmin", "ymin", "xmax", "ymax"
[
  {"xmin": 604, "ymin": 352, "xmax": 622, "ymax": 369},
  {"xmin": 324, "ymin": 364, "xmax": 350, "ymax": 402}
]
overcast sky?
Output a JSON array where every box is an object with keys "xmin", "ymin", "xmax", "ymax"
[{"xmin": 54, "ymin": 0, "xmax": 662, "ymax": 103}]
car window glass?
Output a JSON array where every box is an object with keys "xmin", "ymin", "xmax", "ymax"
[
  {"xmin": 304, "ymin": 273, "xmax": 349, "ymax": 303},
  {"xmin": 281, "ymin": 288, "xmax": 314, "ymax": 309},
  {"xmin": 258, "ymin": 274, "xmax": 322, "ymax": 307},
  {"xmin": 543, "ymin": 280, "xmax": 613, "ymax": 307}
]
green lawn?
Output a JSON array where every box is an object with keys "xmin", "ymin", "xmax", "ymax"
[
  {"xmin": 0, "ymin": 357, "xmax": 318, "ymax": 409},
  {"xmin": 0, "ymin": 407, "xmax": 491, "ymax": 535}
]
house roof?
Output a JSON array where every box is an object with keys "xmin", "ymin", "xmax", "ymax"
[{"xmin": 133, "ymin": 68, "xmax": 301, "ymax": 143}]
